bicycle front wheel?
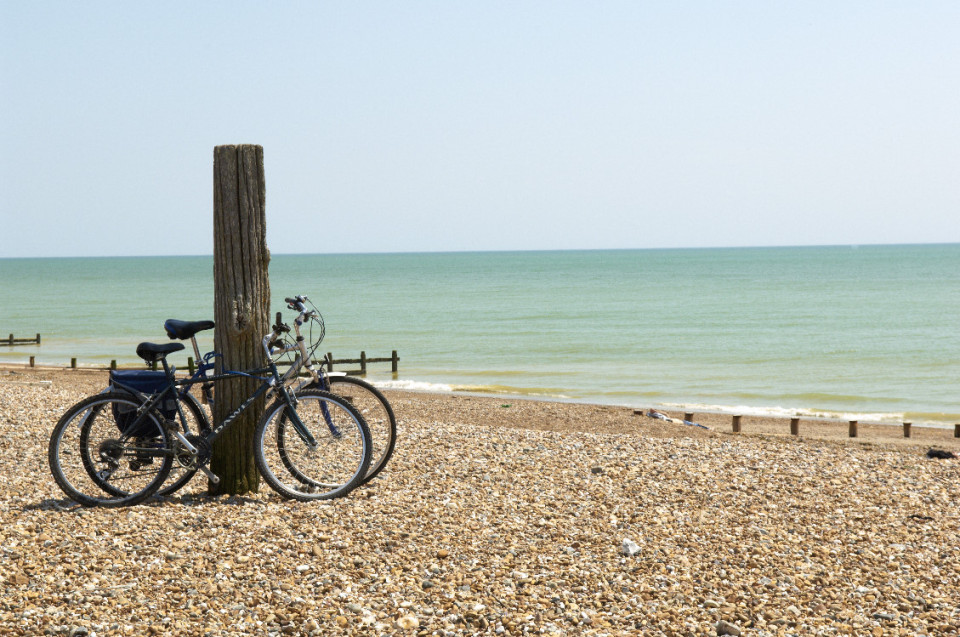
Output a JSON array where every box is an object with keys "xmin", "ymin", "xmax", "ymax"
[
  {"xmin": 255, "ymin": 389, "xmax": 371, "ymax": 501},
  {"xmin": 49, "ymin": 392, "xmax": 173, "ymax": 507}
]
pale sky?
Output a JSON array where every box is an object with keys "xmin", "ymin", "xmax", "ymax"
[{"xmin": 2, "ymin": 1, "xmax": 958, "ymax": 258}]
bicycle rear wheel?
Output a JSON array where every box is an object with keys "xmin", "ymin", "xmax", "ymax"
[
  {"xmin": 49, "ymin": 392, "xmax": 173, "ymax": 507},
  {"xmin": 255, "ymin": 389, "xmax": 371, "ymax": 500},
  {"xmin": 318, "ymin": 376, "xmax": 396, "ymax": 485}
]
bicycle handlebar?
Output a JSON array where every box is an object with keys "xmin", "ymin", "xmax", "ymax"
[
  {"xmin": 263, "ymin": 294, "xmax": 315, "ymax": 358},
  {"xmin": 285, "ymin": 295, "xmax": 307, "ymax": 310}
]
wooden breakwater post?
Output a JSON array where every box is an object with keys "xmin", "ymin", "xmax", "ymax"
[
  {"xmin": 790, "ymin": 417, "xmax": 800, "ymax": 436},
  {"xmin": 849, "ymin": 420, "xmax": 858, "ymax": 438},
  {"xmin": 955, "ymin": 424, "xmax": 959, "ymax": 439},
  {"xmin": 732, "ymin": 414, "xmax": 742, "ymax": 433},
  {"xmin": 903, "ymin": 422, "xmax": 912, "ymax": 438},
  {"xmin": 29, "ymin": 356, "xmax": 35, "ymax": 367}
]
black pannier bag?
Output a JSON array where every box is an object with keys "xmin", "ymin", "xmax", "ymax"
[{"xmin": 109, "ymin": 370, "xmax": 177, "ymax": 437}]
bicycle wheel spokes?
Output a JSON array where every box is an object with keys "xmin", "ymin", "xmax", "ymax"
[
  {"xmin": 325, "ymin": 376, "xmax": 396, "ymax": 484},
  {"xmin": 255, "ymin": 389, "xmax": 371, "ymax": 501},
  {"xmin": 49, "ymin": 393, "xmax": 173, "ymax": 507}
]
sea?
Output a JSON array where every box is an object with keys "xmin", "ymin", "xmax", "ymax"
[{"xmin": 1, "ymin": 245, "xmax": 958, "ymax": 427}]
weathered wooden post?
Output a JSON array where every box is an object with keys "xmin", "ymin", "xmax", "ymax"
[
  {"xmin": 70, "ymin": 357, "xmax": 77, "ymax": 369},
  {"xmin": 210, "ymin": 144, "xmax": 271, "ymax": 495},
  {"xmin": 902, "ymin": 422, "xmax": 912, "ymax": 438},
  {"xmin": 29, "ymin": 356, "xmax": 35, "ymax": 368},
  {"xmin": 684, "ymin": 412, "xmax": 694, "ymax": 423},
  {"xmin": 732, "ymin": 415, "xmax": 742, "ymax": 433},
  {"xmin": 790, "ymin": 418, "xmax": 800, "ymax": 436},
  {"xmin": 360, "ymin": 351, "xmax": 367, "ymax": 375},
  {"xmin": 849, "ymin": 420, "xmax": 858, "ymax": 438},
  {"xmin": 391, "ymin": 350, "xmax": 399, "ymax": 374},
  {"xmin": 955, "ymin": 424, "xmax": 960, "ymax": 439}
]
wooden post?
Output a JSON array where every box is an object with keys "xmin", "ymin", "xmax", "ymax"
[
  {"xmin": 954, "ymin": 424, "xmax": 959, "ymax": 439},
  {"xmin": 36, "ymin": 333, "xmax": 41, "ymax": 344},
  {"xmin": 70, "ymin": 357, "xmax": 77, "ymax": 369},
  {"xmin": 684, "ymin": 412, "xmax": 694, "ymax": 423},
  {"xmin": 110, "ymin": 360, "xmax": 117, "ymax": 370},
  {"xmin": 210, "ymin": 144, "xmax": 270, "ymax": 496},
  {"xmin": 790, "ymin": 418, "xmax": 800, "ymax": 436},
  {"xmin": 903, "ymin": 422, "xmax": 911, "ymax": 438},
  {"xmin": 732, "ymin": 415, "xmax": 742, "ymax": 433},
  {"xmin": 327, "ymin": 352, "xmax": 334, "ymax": 371},
  {"xmin": 29, "ymin": 356, "xmax": 35, "ymax": 368},
  {"xmin": 391, "ymin": 350, "xmax": 399, "ymax": 374},
  {"xmin": 849, "ymin": 420, "xmax": 858, "ymax": 438},
  {"xmin": 7, "ymin": 334, "xmax": 12, "ymax": 345},
  {"xmin": 360, "ymin": 351, "xmax": 367, "ymax": 375}
]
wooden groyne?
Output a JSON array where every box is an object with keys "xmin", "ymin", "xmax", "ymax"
[
  {"xmin": 638, "ymin": 410, "xmax": 960, "ymax": 440},
  {"xmin": 16, "ymin": 350, "xmax": 399, "ymax": 378},
  {"xmin": 1, "ymin": 334, "xmax": 40, "ymax": 346}
]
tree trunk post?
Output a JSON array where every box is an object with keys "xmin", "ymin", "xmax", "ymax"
[{"xmin": 210, "ymin": 144, "xmax": 271, "ymax": 495}]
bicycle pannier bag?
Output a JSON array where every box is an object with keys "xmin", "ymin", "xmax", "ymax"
[{"xmin": 109, "ymin": 370, "xmax": 178, "ymax": 437}]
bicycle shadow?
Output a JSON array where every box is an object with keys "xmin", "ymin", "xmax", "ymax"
[
  {"xmin": 24, "ymin": 493, "xmax": 267, "ymax": 512},
  {"xmin": 22, "ymin": 497, "xmax": 83, "ymax": 512},
  {"xmin": 23, "ymin": 495, "xmax": 175, "ymax": 512}
]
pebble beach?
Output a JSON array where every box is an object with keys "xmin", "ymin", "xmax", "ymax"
[{"xmin": 2, "ymin": 367, "xmax": 959, "ymax": 636}]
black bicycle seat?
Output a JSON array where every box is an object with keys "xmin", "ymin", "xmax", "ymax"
[
  {"xmin": 164, "ymin": 319, "xmax": 215, "ymax": 340},
  {"xmin": 136, "ymin": 342, "xmax": 185, "ymax": 363}
]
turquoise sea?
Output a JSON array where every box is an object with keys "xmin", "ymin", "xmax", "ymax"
[{"xmin": 1, "ymin": 245, "xmax": 958, "ymax": 426}]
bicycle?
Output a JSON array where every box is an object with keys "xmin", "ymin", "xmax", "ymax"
[
  {"xmin": 48, "ymin": 319, "xmax": 373, "ymax": 507},
  {"xmin": 267, "ymin": 296, "xmax": 396, "ymax": 485},
  {"xmin": 101, "ymin": 296, "xmax": 396, "ymax": 497}
]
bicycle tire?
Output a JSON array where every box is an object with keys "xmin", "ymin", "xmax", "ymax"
[
  {"xmin": 49, "ymin": 392, "xmax": 173, "ymax": 507},
  {"xmin": 255, "ymin": 389, "xmax": 371, "ymax": 501},
  {"xmin": 316, "ymin": 376, "xmax": 397, "ymax": 484}
]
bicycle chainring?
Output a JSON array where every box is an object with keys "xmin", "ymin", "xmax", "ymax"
[{"xmin": 175, "ymin": 434, "xmax": 212, "ymax": 469}]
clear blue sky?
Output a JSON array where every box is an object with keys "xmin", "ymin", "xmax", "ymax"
[{"xmin": 2, "ymin": 1, "xmax": 958, "ymax": 258}]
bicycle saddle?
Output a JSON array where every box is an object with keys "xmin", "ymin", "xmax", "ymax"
[
  {"xmin": 164, "ymin": 319, "xmax": 215, "ymax": 340},
  {"xmin": 136, "ymin": 342, "xmax": 185, "ymax": 363}
]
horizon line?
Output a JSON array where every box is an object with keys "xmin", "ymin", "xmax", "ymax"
[{"xmin": 2, "ymin": 241, "xmax": 958, "ymax": 260}]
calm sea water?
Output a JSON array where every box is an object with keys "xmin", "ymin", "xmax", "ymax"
[{"xmin": 1, "ymin": 245, "xmax": 958, "ymax": 426}]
